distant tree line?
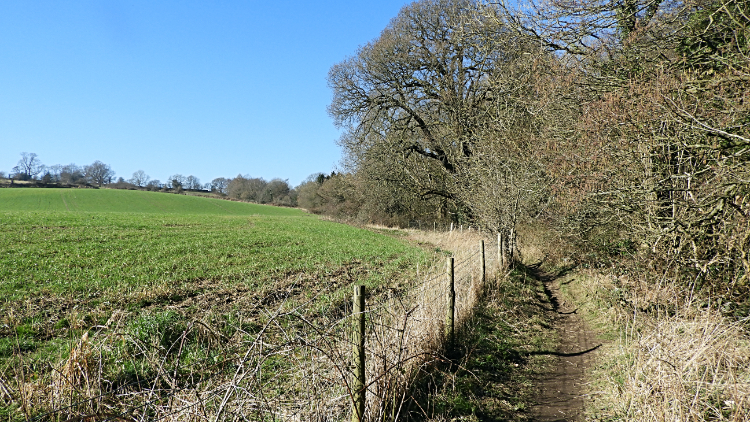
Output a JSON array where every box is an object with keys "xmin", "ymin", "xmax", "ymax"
[
  {"xmin": 1, "ymin": 152, "xmax": 303, "ymax": 207},
  {"xmin": 225, "ymin": 175, "xmax": 296, "ymax": 206},
  {"xmin": 1, "ymin": 152, "xmax": 117, "ymax": 186}
]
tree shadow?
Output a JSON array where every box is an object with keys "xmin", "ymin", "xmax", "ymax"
[{"xmin": 525, "ymin": 343, "xmax": 602, "ymax": 358}]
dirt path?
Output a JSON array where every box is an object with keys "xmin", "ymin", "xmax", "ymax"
[{"xmin": 530, "ymin": 271, "xmax": 601, "ymax": 422}]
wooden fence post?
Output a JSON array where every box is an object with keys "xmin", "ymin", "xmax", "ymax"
[
  {"xmin": 480, "ymin": 240, "xmax": 485, "ymax": 287},
  {"xmin": 352, "ymin": 285, "xmax": 366, "ymax": 422},
  {"xmin": 446, "ymin": 257, "xmax": 455, "ymax": 349}
]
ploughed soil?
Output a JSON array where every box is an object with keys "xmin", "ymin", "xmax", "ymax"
[{"xmin": 529, "ymin": 267, "xmax": 601, "ymax": 422}]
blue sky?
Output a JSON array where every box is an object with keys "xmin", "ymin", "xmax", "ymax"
[{"xmin": 0, "ymin": 1, "xmax": 411, "ymax": 186}]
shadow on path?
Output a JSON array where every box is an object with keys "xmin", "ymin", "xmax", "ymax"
[
  {"xmin": 526, "ymin": 344, "xmax": 601, "ymax": 358},
  {"xmin": 518, "ymin": 262, "xmax": 599, "ymax": 422}
]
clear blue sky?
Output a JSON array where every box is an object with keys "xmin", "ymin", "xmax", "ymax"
[{"xmin": 0, "ymin": 1, "xmax": 411, "ymax": 187}]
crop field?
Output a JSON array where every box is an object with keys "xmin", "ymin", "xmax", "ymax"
[
  {"xmin": 0, "ymin": 188, "xmax": 303, "ymax": 215},
  {"xmin": 0, "ymin": 189, "xmax": 432, "ymax": 419}
]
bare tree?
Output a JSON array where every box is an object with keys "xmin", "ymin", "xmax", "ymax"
[
  {"xmin": 84, "ymin": 161, "xmax": 115, "ymax": 186},
  {"xmin": 185, "ymin": 175, "xmax": 202, "ymax": 190},
  {"xmin": 129, "ymin": 170, "xmax": 150, "ymax": 187},
  {"xmin": 168, "ymin": 174, "xmax": 186, "ymax": 190},
  {"xmin": 210, "ymin": 177, "xmax": 229, "ymax": 194},
  {"xmin": 328, "ymin": 0, "xmax": 565, "ymax": 230},
  {"xmin": 46, "ymin": 164, "xmax": 62, "ymax": 183},
  {"xmin": 59, "ymin": 164, "xmax": 85, "ymax": 185},
  {"xmin": 146, "ymin": 179, "xmax": 162, "ymax": 191},
  {"xmin": 227, "ymin": 175, "xmax": 267, "ymax": 202},
  {"xmin": 495, "ymin": 0, "xmax": 680, "ymax": 55},
  {"xmin": 328, "ymin": 0, "xmax": 518, "ymax": 207},
  {"xmin": 12, "ymin": 152, "xmax": 43, "ymax": 180}
]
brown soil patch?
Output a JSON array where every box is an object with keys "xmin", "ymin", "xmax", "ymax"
[{"xmin": 530, "ymin": 270, "xmax": 600, "ymax": 422}]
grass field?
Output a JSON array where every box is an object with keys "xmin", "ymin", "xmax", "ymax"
[
  {"xmin": 0, "ymin": 189, "xmax": 430, "ymax": 418},
  {"xmin": 0, "ymin": 187, "xmax": 302, "ymax": 215}
]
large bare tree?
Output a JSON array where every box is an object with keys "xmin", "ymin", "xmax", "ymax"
[
  {"xmin": 84, "ymin": 161, "xmax": 115, "ymax": 186},
  {"xmin": 12, "ymin": 152, "xmax": 43, "ymax": 180},
  {"xmin": 329, "ymin": 0, "xmax": 573, "ymax": 235},
  {"xmin": 328, "ymin": 0, "xmax": 515, "ymax": 204},
  {"xmin": 129, "ymin": 170, "xmax": 150, "ymax": 187}
]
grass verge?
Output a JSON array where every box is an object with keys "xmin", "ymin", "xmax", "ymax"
[
  {"xmin": 559, "ymin": 271, "xmax": 750, "ymax": 421},
  {"xmin": 400, "ymin": 253, "xmax": 557, "ymax": 420}
]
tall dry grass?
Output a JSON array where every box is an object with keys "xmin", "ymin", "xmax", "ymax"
[
  {"xmin": 576, "ymin": 273, "xmax": 750, "ymax": 421},
  {"xmin": 346, "ymin": 226, "xmax": 500, "ymax": 420}
]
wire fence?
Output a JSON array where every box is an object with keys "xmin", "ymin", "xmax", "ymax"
[
  {"xmin": 405, "ymin": 220, "xmax": 485, "ymax": 234},
  {"xmin": 16, "ymin": 231, "xmax": 511, "ymax": 422}
]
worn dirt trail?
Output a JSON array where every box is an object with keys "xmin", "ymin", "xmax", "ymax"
[{"xmin": 529, "ymin": 269, "xmax": 601, "ymax": 422}]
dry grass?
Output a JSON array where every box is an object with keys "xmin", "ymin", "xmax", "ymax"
[
  {"xmin": 52, "ymin": 332, "xmax": 95, "ymax": 406},
  {"xmin": 565, "ymin": 272, "xmax": 750, "ymax": 421},
  {"xmin": 358, "ymin": 226, "xmax": 501, "ymax": 420}
]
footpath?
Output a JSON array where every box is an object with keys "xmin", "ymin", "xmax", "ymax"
[
  {"xmin": 529, "ymin": 267, "xmax": 600, "ymax": 422},
  {"xmin": 419, "ymin": 263, "xmax": 600, "ymax": 422}
]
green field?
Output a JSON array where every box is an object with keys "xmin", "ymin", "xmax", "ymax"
[
  {"xmin": 0, "ymin": 188, "xmax": 429, "ymax": 417},
  {"xmin": 0, "ymin": 187, "xmax": 304, "ymax": 215},
  {"xmin": 0, "ymin": 191, "xmax": 411, "ymax": 297}
]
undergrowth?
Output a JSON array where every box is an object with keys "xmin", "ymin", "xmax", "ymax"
[{"xmin": 559, "ymin": 271, "xmax": 750, "ymax": 421}]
